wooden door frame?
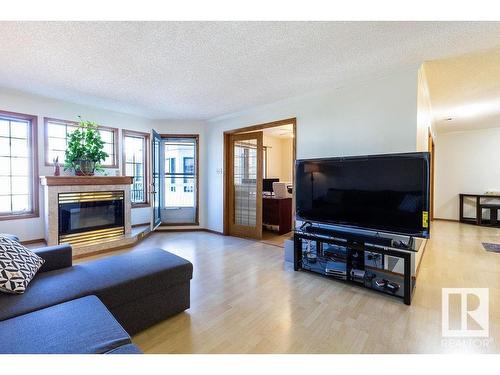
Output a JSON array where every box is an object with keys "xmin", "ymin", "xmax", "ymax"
[
  {"xmin": 223, "ymin": 118, "xmax": 297, "ymax": 236},
  {"xmin": 428, "ymin": 129, "xmax": 435, "ymax": 221}
]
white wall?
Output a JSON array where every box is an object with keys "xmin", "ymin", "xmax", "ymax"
[
  {"xmin": 0, "ymin": 66, "xmax": 420, "ymax": 239},
  {"xmin": 435, "ymin": 127, "xmax": 500, "ymax": 220},
  {"xmin": 0, "ymin": 88, "xmax": 205, "ymax": 241},
  {"xmin": 205, "ymin": 68, "xmax": 419, "ymax": 232}
]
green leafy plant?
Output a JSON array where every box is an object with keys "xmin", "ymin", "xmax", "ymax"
[{"xmin": 64, "ymin": 117, "xmax": 108, "ymax": 175}]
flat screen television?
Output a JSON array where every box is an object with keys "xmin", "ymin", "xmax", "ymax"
[{"xmin": 295, "ymin": 152, "xmax": 430, "ymax": 238}]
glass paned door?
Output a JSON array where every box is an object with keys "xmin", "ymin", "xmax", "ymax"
[
  {"xmin": 151, "ymin": 129, "xmax": 162, "ymax": 230},
  {"xmin": 162, "ymin": 137, "xmax": 198, "ymax": 224},
  {"xmin": 229, "ymin": 132, "xmax": 263, "ymax": 239}
]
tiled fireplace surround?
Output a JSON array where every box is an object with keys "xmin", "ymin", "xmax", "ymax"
[{"xmin": 40, "ymin": 176, "xmax": 135, "ymax": 257}]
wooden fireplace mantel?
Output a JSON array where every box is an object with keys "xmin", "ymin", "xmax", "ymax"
[{"xmin": 40, "ymin": 176, "xmax": 134, "ymax": 186}]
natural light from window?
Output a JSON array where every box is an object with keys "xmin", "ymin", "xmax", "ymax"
[
  {"xmin": 0, "ymin": 116, "xmax": 33, "ymax": 215},
  {"xmin": 164, "ymin": 139, "xmax": 196, "ymax": 208},
  {"xmin": 46, "ymin": 119, "xmax": 116, "ymax": 166},
  {"xmin": 124, "ymin": 133, "xmax": 147, "ymax": 204}
]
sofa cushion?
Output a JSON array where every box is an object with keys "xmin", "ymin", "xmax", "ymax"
[
  {"xmin": 0, "ymin": 248, "xmax": 193, "ymax": 322},
  {"xmin": 0, "ymin": 295, "xmax": 131, "ymax": 354},
  {"xmin": 33, "ymin": 244, "xmax": 72, "ymax": 273},
  {"xmin": 0, "ymin": 236, "xmax": 44, "ymax": 294}
]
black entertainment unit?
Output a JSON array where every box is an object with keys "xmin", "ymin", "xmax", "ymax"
[
  {"xmin": 294, "ymin": 226, "xmax": 415, "ymax": 304},
  {"xmin": 292, "ymin": 152, "xmax": 429, "ymax": 305}
]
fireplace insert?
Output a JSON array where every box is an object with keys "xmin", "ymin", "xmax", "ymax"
[{"xmin": 58, "ymin": 191, "xmax": 125, "ymax": 245}]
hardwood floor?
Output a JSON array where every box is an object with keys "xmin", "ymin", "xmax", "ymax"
[
  {"xmin": 260, "ymin": 229, "xmax": 292, "ymax": 247},
  {"xmin": 82, "ymin": 221, "xmax": 500, "ymax": 353}
]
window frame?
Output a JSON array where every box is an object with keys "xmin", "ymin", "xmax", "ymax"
[
  {"xmin": 122, "ymin": 129, "xmax": 150, "ymax": 208},
  {"xmin": 44, "ymin": 117, "xmax": 119, "ymax": 168},
  {"xmin": 161, "ymin": 134, "xmax": 199, "ymax": 226},
  {"xmin": 0, "ymin": 110, "xmax": 39, "ymax": 221}
]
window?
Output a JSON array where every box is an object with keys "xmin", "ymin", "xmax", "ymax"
[
  {"xmin": 183, "ymin": 157, "xmax": 194, "ymax": 183},
  {"xmin": 123, "ymin": 130, "xmax": 149, "ymax": 206},
  {"xmin": 163, "ymin": 136, "xmax": 198, "ymax": 213},
  {"xmin": 0, "ymin": 110, "xmax": 38, "ymax": 220},
  {"xmin": 44, "ymin": 118, "xmax": 118, "ymax": 168},
  {"xmin": 165, "ymin": 157, "xmax": 177, "ymax": 183},
  {"xmin": 234, "ymin": 141, "xmax": 258, "ymax": 183}
]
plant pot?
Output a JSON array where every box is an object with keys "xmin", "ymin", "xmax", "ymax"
[{"xmin": 74, "ymin": 159, "xmax": 96, "ymax": 176}]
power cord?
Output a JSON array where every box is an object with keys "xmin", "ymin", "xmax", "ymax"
[{"xmin": 299, "ymin": 221, "xmax": 313, "ymax": 231}]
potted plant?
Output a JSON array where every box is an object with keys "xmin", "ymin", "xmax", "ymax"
[{"xmin": 64, "ymin": 117, "xmax": 108, "ymax": 176}]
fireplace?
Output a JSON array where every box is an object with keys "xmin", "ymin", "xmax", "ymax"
[
  {"xmin": 41, "ymin": 176, "xmax": 133, "ymax": 256},
  {"xmin": 58, "ymin": 191, "xmax": 125, "ymax": 246}
]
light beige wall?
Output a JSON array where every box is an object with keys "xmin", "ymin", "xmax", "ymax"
[
  {"xmin": 263, "ymin": 133, "xmax": 282, "ymax": 179},
  {"xmin": 280, "ymin": 137, "xmax": 294, "ymax": 182},
  {"xmin": 262, "ymin": 133, "xmax": 294, "ymax": 182}
]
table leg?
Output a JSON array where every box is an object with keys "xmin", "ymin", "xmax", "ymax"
[
  {"xmin": 476, "ymin": 196, "xmax": 481, "ymax": 225},
  {"xmin": 492, "ymin": 209, "xmax": 498, "ymax": 226}
]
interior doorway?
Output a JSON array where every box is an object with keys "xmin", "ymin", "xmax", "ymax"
[{"xmin": 223, "ymin": 118, "xmax": 297, "ymax": 246}]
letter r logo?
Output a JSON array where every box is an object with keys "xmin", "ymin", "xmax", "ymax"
[{"xmin": 442, "ymin": 288, "xmax": 489, "ymax": 338}]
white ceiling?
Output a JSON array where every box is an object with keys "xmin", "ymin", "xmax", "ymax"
[
  {"xmin": 424, "ymin": 47, "xmax": 500, "ymax": 133},
  {"xmin": 263, "ymin": 124, "xmax": 294, "ymax": 139},
  {"xmin": 1, "ymin": 22, "xmax": 500, "ymax": 120}
]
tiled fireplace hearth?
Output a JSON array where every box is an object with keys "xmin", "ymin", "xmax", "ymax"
[{"xmin": 40, "ymin": 176, "xmax": 134, "ymax": 257}]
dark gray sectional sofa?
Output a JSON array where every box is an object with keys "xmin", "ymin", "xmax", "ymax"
[{"xmin": 0, "ymin": 235, "xmax": 193, "ymax": 354}]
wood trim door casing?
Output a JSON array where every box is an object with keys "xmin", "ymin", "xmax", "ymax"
[
  {"xmin": 428, "ymin": 129, "xmax": 435, "ymax": 221},
  {"xmin": 224, "ymin": 118, "xmax": 297, "ymax": 135},
  {"xmin": 43, "ymin": 117, "xmax": 119, "ymax": 168},
  {"xmin": 223, "ymin": 117, "xmax": 297, "ymax": 236},
  {"xmin": 0, "ymin": 110, "xmax": 39, "ymax": 221},
  {"xmin": 160, "ymin": 134, "xmax": 200, "ymax": 226},
  {"xmin": 122, "ymin": 129, "xmax": 150, "ymax": 208}
]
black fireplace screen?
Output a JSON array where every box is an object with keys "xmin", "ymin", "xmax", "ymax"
[{"xmin": 58, "ymin": 191, "xmax": 124, "ymax": 236}]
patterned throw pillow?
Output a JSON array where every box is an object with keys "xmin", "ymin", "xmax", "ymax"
[{"xmin": 0, "ymin": 236, "xmax": 44, "ymax": 294}]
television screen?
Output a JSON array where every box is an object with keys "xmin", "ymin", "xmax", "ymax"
[{"xmin": 295, "ymin": 152, "xmax": 430, "ymax": 237}]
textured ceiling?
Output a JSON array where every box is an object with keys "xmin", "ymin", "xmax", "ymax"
[
  {"xmin": 263, "ymin": 124, "xmax": 294, "ymax": 139},
  {"xmin": 1, "ymin": 21, "xmax": 500, "ymax": 120},
  {"xmin": 425, "ymin": 47, "xmax": 500, "ymax": 133}
]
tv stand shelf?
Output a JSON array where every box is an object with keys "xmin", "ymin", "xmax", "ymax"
[{"xmin": 294, "ymin": 229, "xmax": 415, "ymax": 305}]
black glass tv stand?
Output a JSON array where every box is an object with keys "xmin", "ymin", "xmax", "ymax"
[{"xmin": 294, "ymin": 228, "xmax": 415, "ymax": 305}]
